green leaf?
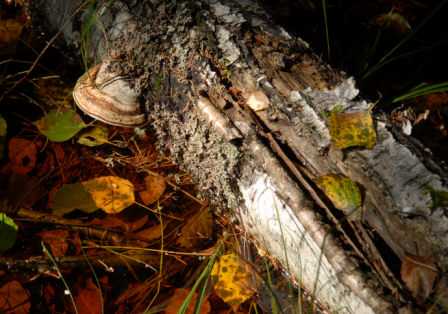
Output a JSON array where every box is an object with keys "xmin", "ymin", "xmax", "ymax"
[
  {"xmin": 52, "ymin": 183, "xmax": 99, "ymax": 216},
  {"xmin": 315, "ymin": 174, "xmax": 362, "ymax": 215},
  {"xmin": 328, "ymin": 110, "xmax": 377, "ymax": 150},
  {"xmin": 35, "ymin": 109, "xmax": 85, "ymax": 142},
  {"xmin": 0, "ymin": 213, "xmax": 18, "ymax": 252}
]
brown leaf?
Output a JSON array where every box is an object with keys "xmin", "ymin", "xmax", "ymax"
[
  {"xmin": 0, "ymin": 174, "xmax": 44, "ymax": 208},
  {"xmin": 0, "ymin": 18, "xmax": 24, "ymax": 55},
  {"xmin": 135, "ymin": 220, "xmax": 170, "ymax": 242},
  {"xmin": 74, "ymin": 277, "xmax": 102, "ymax": 314},
  {"xmin": 165, "ymin": 288, "xmax": 210, "ymax": 314},
  {"xmin": 89, "ymin": 214, "xmax": 149, "ymax": 233},
  {"xmin": 401, "ymin": 252, "xmax": 438, "ymax": 301},
  {"xmin": 176, "ymin": 209, "xmax": 213, "ymax": 248},
  {"xmin": 139, "ymin": 174, "xmax": 166, "ymax": 205},
  {"xmin": 0, "ymin": 280, "xmax": 31, "ymax": 314},
  {"xmin": 37, "ymin": 229, "xmax": 71, "ymax": 256},
  {"xmin": 4, "ymin": 137, "xmax": 37, "ymax": 175}
]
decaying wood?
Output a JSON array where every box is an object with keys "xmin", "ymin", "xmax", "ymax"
[{"xmin": 22, "ymin": 0, "xmax": 448, "ymax": 312}]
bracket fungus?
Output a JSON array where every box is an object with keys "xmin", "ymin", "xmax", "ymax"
[{"xmin": 73, "ymin": 62, "xmax": 147, "ymax": 127}]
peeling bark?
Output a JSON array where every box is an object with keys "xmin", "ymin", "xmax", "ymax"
[{"xmin": 23, "ymin": 0, "xmax": 448, "ymax": 312}]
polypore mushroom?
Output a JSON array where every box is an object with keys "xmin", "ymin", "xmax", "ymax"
[{"xmin": 73, "ymin": 61, "xmax": 146, "ymax": 127}]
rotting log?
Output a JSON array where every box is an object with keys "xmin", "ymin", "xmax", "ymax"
[{"xmin": 22, "ymin": 0, "xmax": 448, "ymax": 312}]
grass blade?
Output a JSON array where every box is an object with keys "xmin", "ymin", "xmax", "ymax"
[
  {"xmin": 359, "ymin": 7, "xmax": 394, "ymax": 76},
  {"xmin": 393, "ymin": 81, "xmax": 448, "ymax": 103},
  {"xmin": 80, "ymin": 241, "xmax": 104, "ymax": 314},
  {"xmin": 321, "ymin": 0, "xmax": 330, "ymax": 60},
  {"xmin": 362, "ymin": 0, "xmax": 448, "ymax": 80},
  {"xmin": 42, "ymin": 242, "xmax": 78, "ymax": 314},
  {"xmin": 177, "ymin": 241, "xmax": 223, "ymax": 314}
]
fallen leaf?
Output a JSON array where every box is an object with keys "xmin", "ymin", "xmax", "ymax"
[
  {"xmin": 211, "ymin": 253, "xmax": 262, "ymax": 311},
  {"xmin": 135, "ymin": 221, "xmax": 169, "ymax": 242},
  {"xmin": 77, "ymin": 125, "xmax": 109, "ymax": 147},
  {"xmin": 0, "ymin": 18, "xmax": 24, "ymax": 55},
  {"xmin": 74, "ymin": 276, "xmax": 102, "ymax": 314},
  {"xmin": 90, "ymin": 214, "xmax": 149, "ymax": 233},
  {"xmin": 315, "ymin": 174, "xmax": 362, "ymax": 215},
  {"xmin": 37, "ymin": 229, "xmax": 71, "ymax": 256},
  {"xmin": 0, "ymin": 213, "xmax": 18, "ymax": 252},
  {"xmin": 328, "ymin": 110, "xmax": 377, "ymax": 150},
  {"xmin": 83, "ymin": 176, "xmax": 135, "ymax": 214},
  {"xmin": 165, "ymin": 288, "xmax": 210, "ymax": 314},
  {"xmin": 33, "ymin": 77, "xmax": 73, "ymax": 108},
  {"xmin": 35, "ymin": 108, "xmax": 85, "ymax": 142},
  {"xmin": 7, "ymin": 137, "xmax": 37, "ymax": 175},
  {"xmin": 373, "ymin": 12, "xmax": 411, "ymax": 37},
  {"xmin": 176, "ymin": 209, "xmax": 213, "ymax": 248},
  {"xmin": 52, "ymin": 183, "xmax": 99, "ymax": 216},
  {"xmin": 0, "ymin": 114, "xmax": 6, "ymax": 160},
  {"xmin": 401, "ymin": 252, "xmax": 438, "ymax": 301},
  {"xmin": 0, "ymin": 281, "xmax": 31, "ymax": 314},
  {"xmin": 139, "ymin": 174, "xmax": 166, "ymax": 205},
  {"xmin": 0, "ymin": 115, "xmax": 6, "ymax": 137},
  {"xmin": 0, "ymin": 174, "xmax": 44, "ymax": 208}
]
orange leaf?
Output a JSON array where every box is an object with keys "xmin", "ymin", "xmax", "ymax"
[
  {"xmin": 165, "ymin": 288, "xmax": 210, "ymax": 314},
  {"xmin": 401, "ymin": 252, "xmax": 438, "ymax": 301}
]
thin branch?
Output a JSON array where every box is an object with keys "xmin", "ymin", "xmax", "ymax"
[{"xmin": 0, "ymin": 1, "xmax": 89, "ymax": 103}]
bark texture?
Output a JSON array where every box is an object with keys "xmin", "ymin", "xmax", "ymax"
[{"xmin": 24, "ymin": 0, "xmax": 448, "ymax": 312}]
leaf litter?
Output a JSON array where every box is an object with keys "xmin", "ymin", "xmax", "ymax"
[{"xmin": 0, "ymin": 100, "xmax": 306, "ymax": 312}]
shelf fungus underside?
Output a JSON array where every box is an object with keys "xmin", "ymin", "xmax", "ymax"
[{"xmin": 73, "ymin": 62, "xmax": 147, "ymax": 127}]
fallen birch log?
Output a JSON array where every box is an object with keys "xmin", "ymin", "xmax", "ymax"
[{"xmin": 24, "ymin": 0, "xmax": 448, "ymax": 312}]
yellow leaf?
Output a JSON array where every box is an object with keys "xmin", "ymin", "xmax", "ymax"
[
  {"xmin": 315, "ymin": 174, "xmax": 362, "ymax": 215},
  {"xmin": 211, "ymin": 253, "xmax": 262, "ymax": 311},
  {"xmin": 83, "ymin": 176, "xmax": 134, "ymax": 213},
  {"xmin": 328, "ymin": 110, "xmax": 377, "ymax": 150},
  {"xmin": 76, "ymin": 125, "xmax": 108, "ymax": 147}
]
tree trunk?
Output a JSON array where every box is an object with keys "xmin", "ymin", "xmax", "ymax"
[{"xmin": 23, "ymin": 0, "xmax": 448, "ymax": 312}]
